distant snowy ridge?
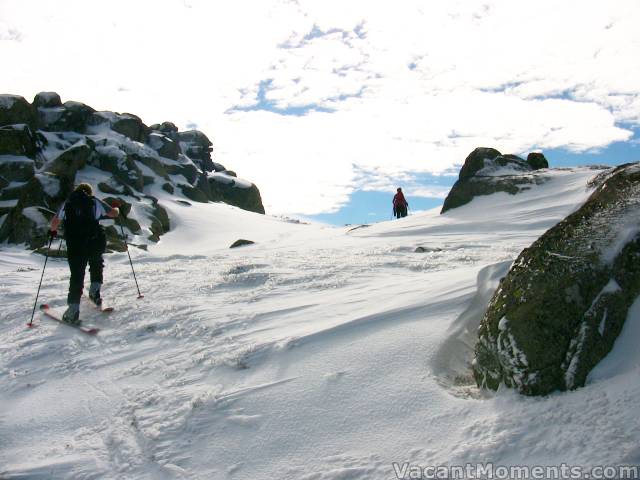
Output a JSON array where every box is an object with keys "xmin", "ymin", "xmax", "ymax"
[{"xmin": 0, "ymin": 91, "xmax": 265, "ymax": 251}]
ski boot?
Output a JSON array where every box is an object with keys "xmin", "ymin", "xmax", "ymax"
[
  {"xmin": 88, "ymin": 282, "xmax": 102, "ymax": 307},
  {"xmin": 62, "ymin": 304, "xmax": 81, "ymax": 325}
]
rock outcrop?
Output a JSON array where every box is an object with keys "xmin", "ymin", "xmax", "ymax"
[
  {"xmin": 441, "ymin": 148, "xmax": 549, "ymax": 213},
  {"xmin": 230, "ymin": 239, "xmax": 255, "ymax": 248},
  {"xmin": 473, "ymin": 162, "xmax": 640, "ymax": 395},
  {"xmin": 0, "ymin": 92, "xmax": 265, "ymax": 251}
]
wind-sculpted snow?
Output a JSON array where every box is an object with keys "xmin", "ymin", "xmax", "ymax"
[{"xmin": 2, "ymin": 167, "xmax": 640, "ymax": 479}]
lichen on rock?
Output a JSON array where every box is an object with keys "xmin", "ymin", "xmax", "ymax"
[
  {"xmin": 441, "ymin": 147, "xmax": 549, "ymax": 213},
  {"xmin": 473, "ymin": 162, "xmax": 640, "ymax": 395}
]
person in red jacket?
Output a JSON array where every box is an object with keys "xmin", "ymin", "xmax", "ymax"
[{"xmin": 392, "ymin": 187, "xmax": 408, "ymax": 219}]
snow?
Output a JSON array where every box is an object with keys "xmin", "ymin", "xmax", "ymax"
[
  {"xmin": 209, "ymin": 171, "xmax": 253, "ymax": 188},
  {"xmin": 1, "ymin": 123, "xmax": 29, "ymax": 131},
  {"xmin": 2, "ymin": 166, "xmax": 640, "ymax": 479},
  {"xmin": 20, "ymin": 206, "xmax": 48, "ymax": 227},
  {"xmin": 0, "ymin": 154, "xmax": 34, "ymax": 164},
  {"xmin": 96, "ymin": 144, "xmax": 127, "ymax": 162},
  {"xmin": 0, "ymin": 199, "xmax": 18, "ymax": 208},
  {"xmin": 35, "ymin": 92, "xmax": 59, "ymax": 104},
  {"xmin": 565, "ymin": 280, "xmax": 622, "ymax": 389},
  {"xmin": 35, "ymin": 173, "xmax": 61, "ymax": 197},
  {"xmin": 602, "ymin": 222, "xmax": 640, "ymax": 265},
  {"xmin": 476, "ymin": 158, "xmax": 532, "ymax": 177},
  {"xmin": 148, "ymin": 132, "xmax": 172, "ymax": 150},
  {"xmin": 92, "ymin": 111, "xmax": 119, "ymax": 124},
  {"xmin": 37, "ymin": 106, "xmax": 65, "ymax": 126},
  {"xmin": 589, "ymin": 296, "xmax": 640, "ymax": 381}
]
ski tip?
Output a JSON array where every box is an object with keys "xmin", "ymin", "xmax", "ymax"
[
  {"xmin": 26, "ymin": 322, "xmax": 35, "ymax": 328},
  {"xmin": 102, "ymin": 307, "xmax": 114, "ymax": 313},
  {"xmin": 137, "ymin": 294, "xmax": 145, "ymax": 299},
  {"xmin": 39, "ymin": 304, "xmax": 49, "ymax": 310},
  {"xmin": 86, "ymin": 328, "xmax": 100, "ymax": 335}
]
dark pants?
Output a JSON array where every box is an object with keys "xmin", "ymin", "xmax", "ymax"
[
  {"xmin": 394, "ymin": 205, "xmax": 408, "ymax": 218},
  {"xmin": 66, "ymin": 230, "xmax": 106, "ymax": 304}
]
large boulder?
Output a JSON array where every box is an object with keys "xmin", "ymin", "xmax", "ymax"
[
  {"xmin": 111, "ymin": 113, "xmax": 149, "ymax": 143},
  {"xmin": 207, "ymin": 174, "xmax": 265, "ymax": 214},
  {"xmin": 0, "ymin": 172, "xmax": 66, "ymax": 248},
  {"xmin": 177, "ymin": 130, "xmax": 214, "ymax": 172},
  {"xmin": 0, "ymin": 206, "xmax": 49, "ymax": 248},
  {"xmin": 165, "ymin": 159, "xmax": 200, "ymax": 185},
  {"xmin": 41, "ymin": 101, "xmax": 95, "ymax": 133},
  {"xmin": 179, "ymin": 183, "xmax": 209, "ymax": 203},
  {"xmin": 148, "ymin": 132, "xmax": 180, "ymax": 160},
  {"xmin": 88, "ymin": 111, "xmax": 149, "ymax": 143},
  {"xmin": 33, "ymin": 92, "xmax": 62, "ymax": 109},
  {"xmin": 0, "ymin": 124, "xmax": 38, "ymax": 157},
  {"xmin": 135, "ymin": 154, "xmax": 170, "ymax": 180},
  {"xmin": 458, "ymin": 147, "xmax": 503, "ymax": 181},
  {"xmin": 0, "ymin": 95, "xmax": 36, "ymax": 127},
  {"xmin": 441, "ymin": 147, "xmax": 546, "ymax": 213},
  {"xmin": 473, "ymin": 162, "xmax": 640, "ymax": 395},
  {"xmin": 147, "ymin": 200, "xmax": 170, "ymax": 242},
  {"xmin": 92, "ymin": 145, "xmax": 145, "ymax": 191},
  {"xmin": 150, "ymin": 121, "xmax": 179, "ymax": 138},
  {"xmin": 0, "ymin": 156, "xmax": 35, "ymax": 183},
  {"xmin": 45, "ymin": 142, "xmax": 91, "ymax": 193},
  {"xmin": 527, "ymin": 152, "xmax": 549, "ymax": 170}
]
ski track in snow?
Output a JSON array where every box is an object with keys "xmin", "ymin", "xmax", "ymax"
[{"xmin": 2, "ymin": 167, "xmax": 640, "ymax": 479}]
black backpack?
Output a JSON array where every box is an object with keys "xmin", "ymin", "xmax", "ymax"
[{"xmin": 63, "ymin": 190, "xmax": 99, "ymax": 238}]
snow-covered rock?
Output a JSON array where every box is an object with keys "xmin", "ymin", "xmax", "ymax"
[
  {"xmin": 474, "ymin": 162, "xmax": 640, "ymax": 395},
  {"xmin": 0, "ymin": 94, "xmax": 36, "ymax": 127},
  {"xmin": 441, "ymin": 147, "xmax": 549, "ymax": 213},
  {"xmin": 32, "ymin": 91, "xmax": 62, "ymax": 109},
  {"xmin": 0, "ymin": 124, "xmax": 39, "ymax": 158},
  {"xmin": 0, "ymin": 92, "xmax": 265, "ymax": 250}
]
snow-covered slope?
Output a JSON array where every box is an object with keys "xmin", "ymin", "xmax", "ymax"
[{"xmin": 2, "ymin": 166, "xmax": 639, "ymax": 479}]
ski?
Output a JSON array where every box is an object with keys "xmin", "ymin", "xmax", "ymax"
[
  {"xmin": 38, "ymin": 304, "xmax": 100, "ymax": 335},
  {"xmin": 83, "ymin": 296, "xmax": 114, "ymax": 313}
]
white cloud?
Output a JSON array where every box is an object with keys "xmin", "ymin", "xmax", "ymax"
[
  {"xmin": 0, "ymin": 22, "xmax": 21, "ymax": 42},
  {"xmin": 1, "ymin": 0, "xmax": 639, "ymax": 215}
]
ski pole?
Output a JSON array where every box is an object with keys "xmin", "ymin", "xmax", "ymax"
[
  {"xmin": 98, "ymin": 197, "xmax": 144, "ymax": 299},
  {"xmin": 28, "ymin": 235, "xmax": 54, "ymax": 327},
  {"xmin": 118, "ymin": 213, "xmax": 144, "ymax": 299}
]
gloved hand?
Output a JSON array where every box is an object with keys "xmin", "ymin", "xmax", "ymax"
[{"xmin": 48, "ymin": 230, "xmax": 57, "ymax": 239}]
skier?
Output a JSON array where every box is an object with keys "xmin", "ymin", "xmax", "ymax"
[
  {"xmin": 48, "ymin": 183, "xmax": 120, "ymax": 324},
  {"xmin": 392, "ymin": 187, "xmax": 409, "ymax": 219}
]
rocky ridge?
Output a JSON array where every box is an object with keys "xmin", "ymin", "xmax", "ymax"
[{"xmin": 0, "ymin": 92, "xmax": 265, "ymax": 251}]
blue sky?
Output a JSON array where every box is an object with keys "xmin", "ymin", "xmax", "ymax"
[{"xmin": 309, "ymin": 126, "xmax": 640, "ymax": 226}]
